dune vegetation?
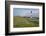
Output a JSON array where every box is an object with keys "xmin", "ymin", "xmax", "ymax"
[{"xmin": 13, "ymin": 16, "xmax": 39, "ymax": 28}]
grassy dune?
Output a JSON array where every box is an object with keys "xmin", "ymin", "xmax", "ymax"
[{"xmin": 13, "ymin": 16, "xmax": 39, "ymax": 27}]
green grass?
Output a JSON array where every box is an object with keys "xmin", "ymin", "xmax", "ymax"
[{"xmin": 13, "ymin": 16, "xmax": 39, "ymax": 28}]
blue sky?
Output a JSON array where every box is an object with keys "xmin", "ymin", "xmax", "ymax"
[{"xmin": 13, "ymin": 8, "xmax": 39, "ymax": 17}]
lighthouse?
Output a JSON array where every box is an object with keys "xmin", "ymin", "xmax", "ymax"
[{"xmin": 30, "ymin": 11, "xmax": 32, "ymax": 18}]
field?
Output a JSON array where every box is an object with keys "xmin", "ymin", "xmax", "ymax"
[{"xmin": 13, "ymin": 16, "xmax": 39, "ymax": 27}]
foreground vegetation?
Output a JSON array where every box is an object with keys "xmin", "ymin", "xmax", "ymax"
[{"xmin": 13, "ymin": 16, "xmax": 39, "ymax": 27}]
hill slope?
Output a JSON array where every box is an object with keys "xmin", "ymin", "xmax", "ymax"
[{"xmin": 13, "ymin": 16, "xmax": 39, "ymax": 27}]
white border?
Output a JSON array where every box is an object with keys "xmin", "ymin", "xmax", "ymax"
[{"xmin": 10, "ymin": 5, "xmax": 43, "ymax": 32}]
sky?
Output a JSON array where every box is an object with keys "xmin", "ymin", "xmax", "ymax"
[{"xmin": 13, "ymin": 8, "xmax": 39, "ymax": 17}]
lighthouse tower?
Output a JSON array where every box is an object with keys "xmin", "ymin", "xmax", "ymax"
[{"xmin": 30, "ymin": 11, "xmax": 32, "ymax": 18}]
